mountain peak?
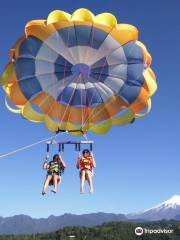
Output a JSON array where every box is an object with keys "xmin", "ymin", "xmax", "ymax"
[
  {"xmin": 127, "ymin": 195, "xmax": 180, "ymax": 221},
  {"xmin": 164, "ymin": 195, "xmax": 180, "ymax": 205},
  {"xmin": 146, "ymin": 195, "xmax": 180, "ymax": 211}
]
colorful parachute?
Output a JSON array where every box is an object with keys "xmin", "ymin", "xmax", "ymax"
[{"xmin": 0, "ymin": 8, "xmax": 157, "ymax": 135}]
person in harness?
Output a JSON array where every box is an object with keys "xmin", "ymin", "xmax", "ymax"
[
  {"xmin": 42, "ymin": 154, "xmax": 66, "ymax": 195},
  {"xmin": 76, "ymin": 149, "xmax": 96, "ymax": 193}
]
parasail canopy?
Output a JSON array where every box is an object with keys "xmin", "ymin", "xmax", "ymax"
[{"xmin": 0, "ymin": 8, "xmax": 157, "ymax": 135}]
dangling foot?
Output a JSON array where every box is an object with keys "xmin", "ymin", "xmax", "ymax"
[
  {"xmin": 42, "ymin": 191, "xmax": 46, "ymax": 195},
  {"xmin": 89, "ymin": 188, "xmax": 93, "ymax": 194},
  {"xmin": 51, "ymin": 190, "xmax": 57, "ymax": 194}
]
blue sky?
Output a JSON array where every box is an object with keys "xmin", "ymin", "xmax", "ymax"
[{"xmin": 0, "ymin": 0, "xmax": 180, "ymax": 218}]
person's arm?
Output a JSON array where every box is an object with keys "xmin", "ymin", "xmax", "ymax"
[
  {"xmin": 90, "ymin": 152, "xmax": 96, "ymax": 168},
  {"xmin": 76, "ymin": 153, "xmax": 81, "ymax": 169},
  {"xmin": 59, "ymin": 155, "xmax": 66, "ymax": 168},
  {"xmin": 61, "ymin": 159, "xmax": 66, "ymax": 168},
  {"xmin": 76, "ymin": 159, "xmax": 80, "ymax": 169},
  {"xmin": 42, "ymin": 161, "xmax": 49, "ymax": 169}
]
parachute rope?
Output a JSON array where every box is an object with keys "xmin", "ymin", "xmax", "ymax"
[
  {"xmin": 82, "ymin": 57, "xmax": 110, "ymax": 127},
  {"xmin": 83, "ymin": 133, "xmax": 88, "ymax": 141},
  {"xmin": 59, "ymin": 74, "xmax": 81, "ymax": 126},
  {"xmin": 0, "ymin": 132, "xmax": 66, "ymax": 159}
]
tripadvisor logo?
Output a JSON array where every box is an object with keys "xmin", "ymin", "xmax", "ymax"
[
  {"xmin": 135, "ymin": 226, "xmax": 174, "ymax": 236},
  {"xmin": 135, "ymin": 227, "xmax": 143, "ymax": 236}
]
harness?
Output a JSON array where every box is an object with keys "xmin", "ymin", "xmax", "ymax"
[
  {"xmin": 79, "ymin": 156, "xmax": 93, "ymax": 172},
  {"xmin": 48, "ymin": 161, "xmax": 64, "ymax": 175}
]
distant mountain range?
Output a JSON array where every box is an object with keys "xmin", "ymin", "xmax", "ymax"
[
  {"xmin": 1, "ymin": 195, "xmax": 180, "ymax": 234},
  {"xmin": 0, "ymin": 213, "xmax": 127, "ymax": 234}
]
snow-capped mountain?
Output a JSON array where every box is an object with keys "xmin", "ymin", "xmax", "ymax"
[{"xmin": 127, "ymin": 195, "xmax": 180, "ymax": 221}]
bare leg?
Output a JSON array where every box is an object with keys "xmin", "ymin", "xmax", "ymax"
[
  {"xmin": 86, "ymin": 170, "xmax": 93, "ymax": 193},
  {"xmin": 52, "ymin": 175, "xmax": 60, "ymax": 193},
  {"xmin": 80, "ymin": 171, "xmax": 85, "ymax": 193},
  {"xmin": 42, "ymin": 175, "xmax": 52, "ymax": 194}
]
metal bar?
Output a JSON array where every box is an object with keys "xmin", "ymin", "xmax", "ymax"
[
  {"xmin": 58, "ymin": 143, "xmax": 61, "ymax": 153},
  {"xmin": 46, "ymin": 144, "xmax": 50, "ymax": 152},
  {"xmin": 46, "ymin": 144, "xmax": 50, "ymax": 160},
  {"xmin": 90, "ymin": 143, "xmax": 93, "ymax": 151},
  {"xmin": 46, "ymin": 140, "xmax": 94, "ymax": 145},
  {"xmin": 56, "ymin": 129, "xmax": 84, "ymax": 134}
]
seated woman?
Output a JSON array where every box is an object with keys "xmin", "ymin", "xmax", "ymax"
[
  {"xmin": 76, "ymin": 149, "xmax": 96, "ymax": 193},
  {"xmin": 42, "ymin": 154, "xmax": 66, "ymax": 195}
]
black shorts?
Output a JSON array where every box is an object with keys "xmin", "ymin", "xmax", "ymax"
[{"xmin": 47, "ymin": 172, "xmax": 60, "ymax": 177}]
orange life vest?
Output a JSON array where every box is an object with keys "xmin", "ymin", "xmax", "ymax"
[{"xmin": 79, "ymin": 156, "xmax": 93, "ymax": 171}]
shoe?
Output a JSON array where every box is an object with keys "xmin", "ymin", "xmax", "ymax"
[
  {"xmin": 42, "ymin": 191, "xmax": 46, "ymax": 195},
  {"xmin": 51, "ymin": 190, "xmax": 57, "ymax": 194}
]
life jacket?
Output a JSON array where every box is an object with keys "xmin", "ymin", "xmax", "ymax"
[
  {"xmin": 48, "ymin": 160, "xmax": 64, "ymax": 175},
  {"xmin": 79, "ymin": 156, "xmax": 93, "ymax": 171}
]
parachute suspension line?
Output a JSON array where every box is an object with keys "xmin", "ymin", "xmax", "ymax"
[
  {"xmin": 66, "ymin": 26, "xmax": 75, "ymax": 65},
  {"xmin": 51, "ymin": 38, "xmax": 59, "ymax": 124},
  {"xmin": 85, "ymin": 97, "xmax": 115, "ymax": 126},
  {"xmin": 46, "ymin": 27, "xmax": 70, "ymax": 121},
  {"xmin": 57, "ymin": 30, "xmax": 68, "ymax": 124},
  {"xmin": 81, "ymin": 133, "xmax": 93, "ymax": 151},
  {"xmin": 0, "ymin": 132, "xmax": 65, "ymax": 159},
  {"xmin": 39, "ymin": 25, "xmax": 71, "ymax": 128},
  {"xmin": 82, "ymin": 72, "xmax": 88, "ymax": 131},
  {"xmin": 79, "ymin": 25, "xmax": 96, "ymax": 130},
  {"xmin": 86, "ymin": 57, "xmax": 107, "ymax": 125},
  {"xmin": 82, "ymin": 25, "xmax": 95, "ymax": 128},
  {"xmin": 83, "ymin": 74, "xmax": 88, "ymax": 131},
  {"xmin": 82, "ymin": 26, "xmax": 119, "ymax": 129},
  {"xmin": 47, "ymin": 31, "xmax": 61, "ymax": 125},
  {"xmin": 31, "ymin": 71, "xmax": 61, "ymax": 123},
  {"xmin": 90, "ymin": 25, "xmax": 95, "ymax": 50},
  {"xmin": 56, "ymin": 23, "xmax": 79, "ymax": 129},
  {"xmin": 79, "ymin": 25, "xmax": 108, "ymax": 131},
  {"xmin": 83, "ymin": 133, "xmax": 88, "ymax": 141},
  {"xmin": 56, "ymin": 27, "xmax": 70, "ymax": 128},
  {"xmin": 82, "ymin": 57, "xmax": 108, "ymax": 128},
  {"xmin": 80, "ymin": 74, "xmax": 84, "ymax": 128},
  {"xmin": 89, "ymin": 82, "xmax": 106, "ymax": 121},
  {"xmin": 83, "ymin": 24, "xmax": 95, "ymax": 68},
  {"xmin": 49, "ymin": 73, "xmax": 81, "ymax": 134},
  {"xmin": 82, "ymin": 83, "xmax": 96, "ymax": 127},
  {"xmin": 59, "ymin": 74, "xmax": 81, "ymax": 127},
  {"xmin": 43, "ymin": 84, "xmax": 63, "ymax": 128}
]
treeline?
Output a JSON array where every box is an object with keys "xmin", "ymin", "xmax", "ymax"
[{"xmin": 0, "ymin": 220, "xmax": 180, "ymax": 240}]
